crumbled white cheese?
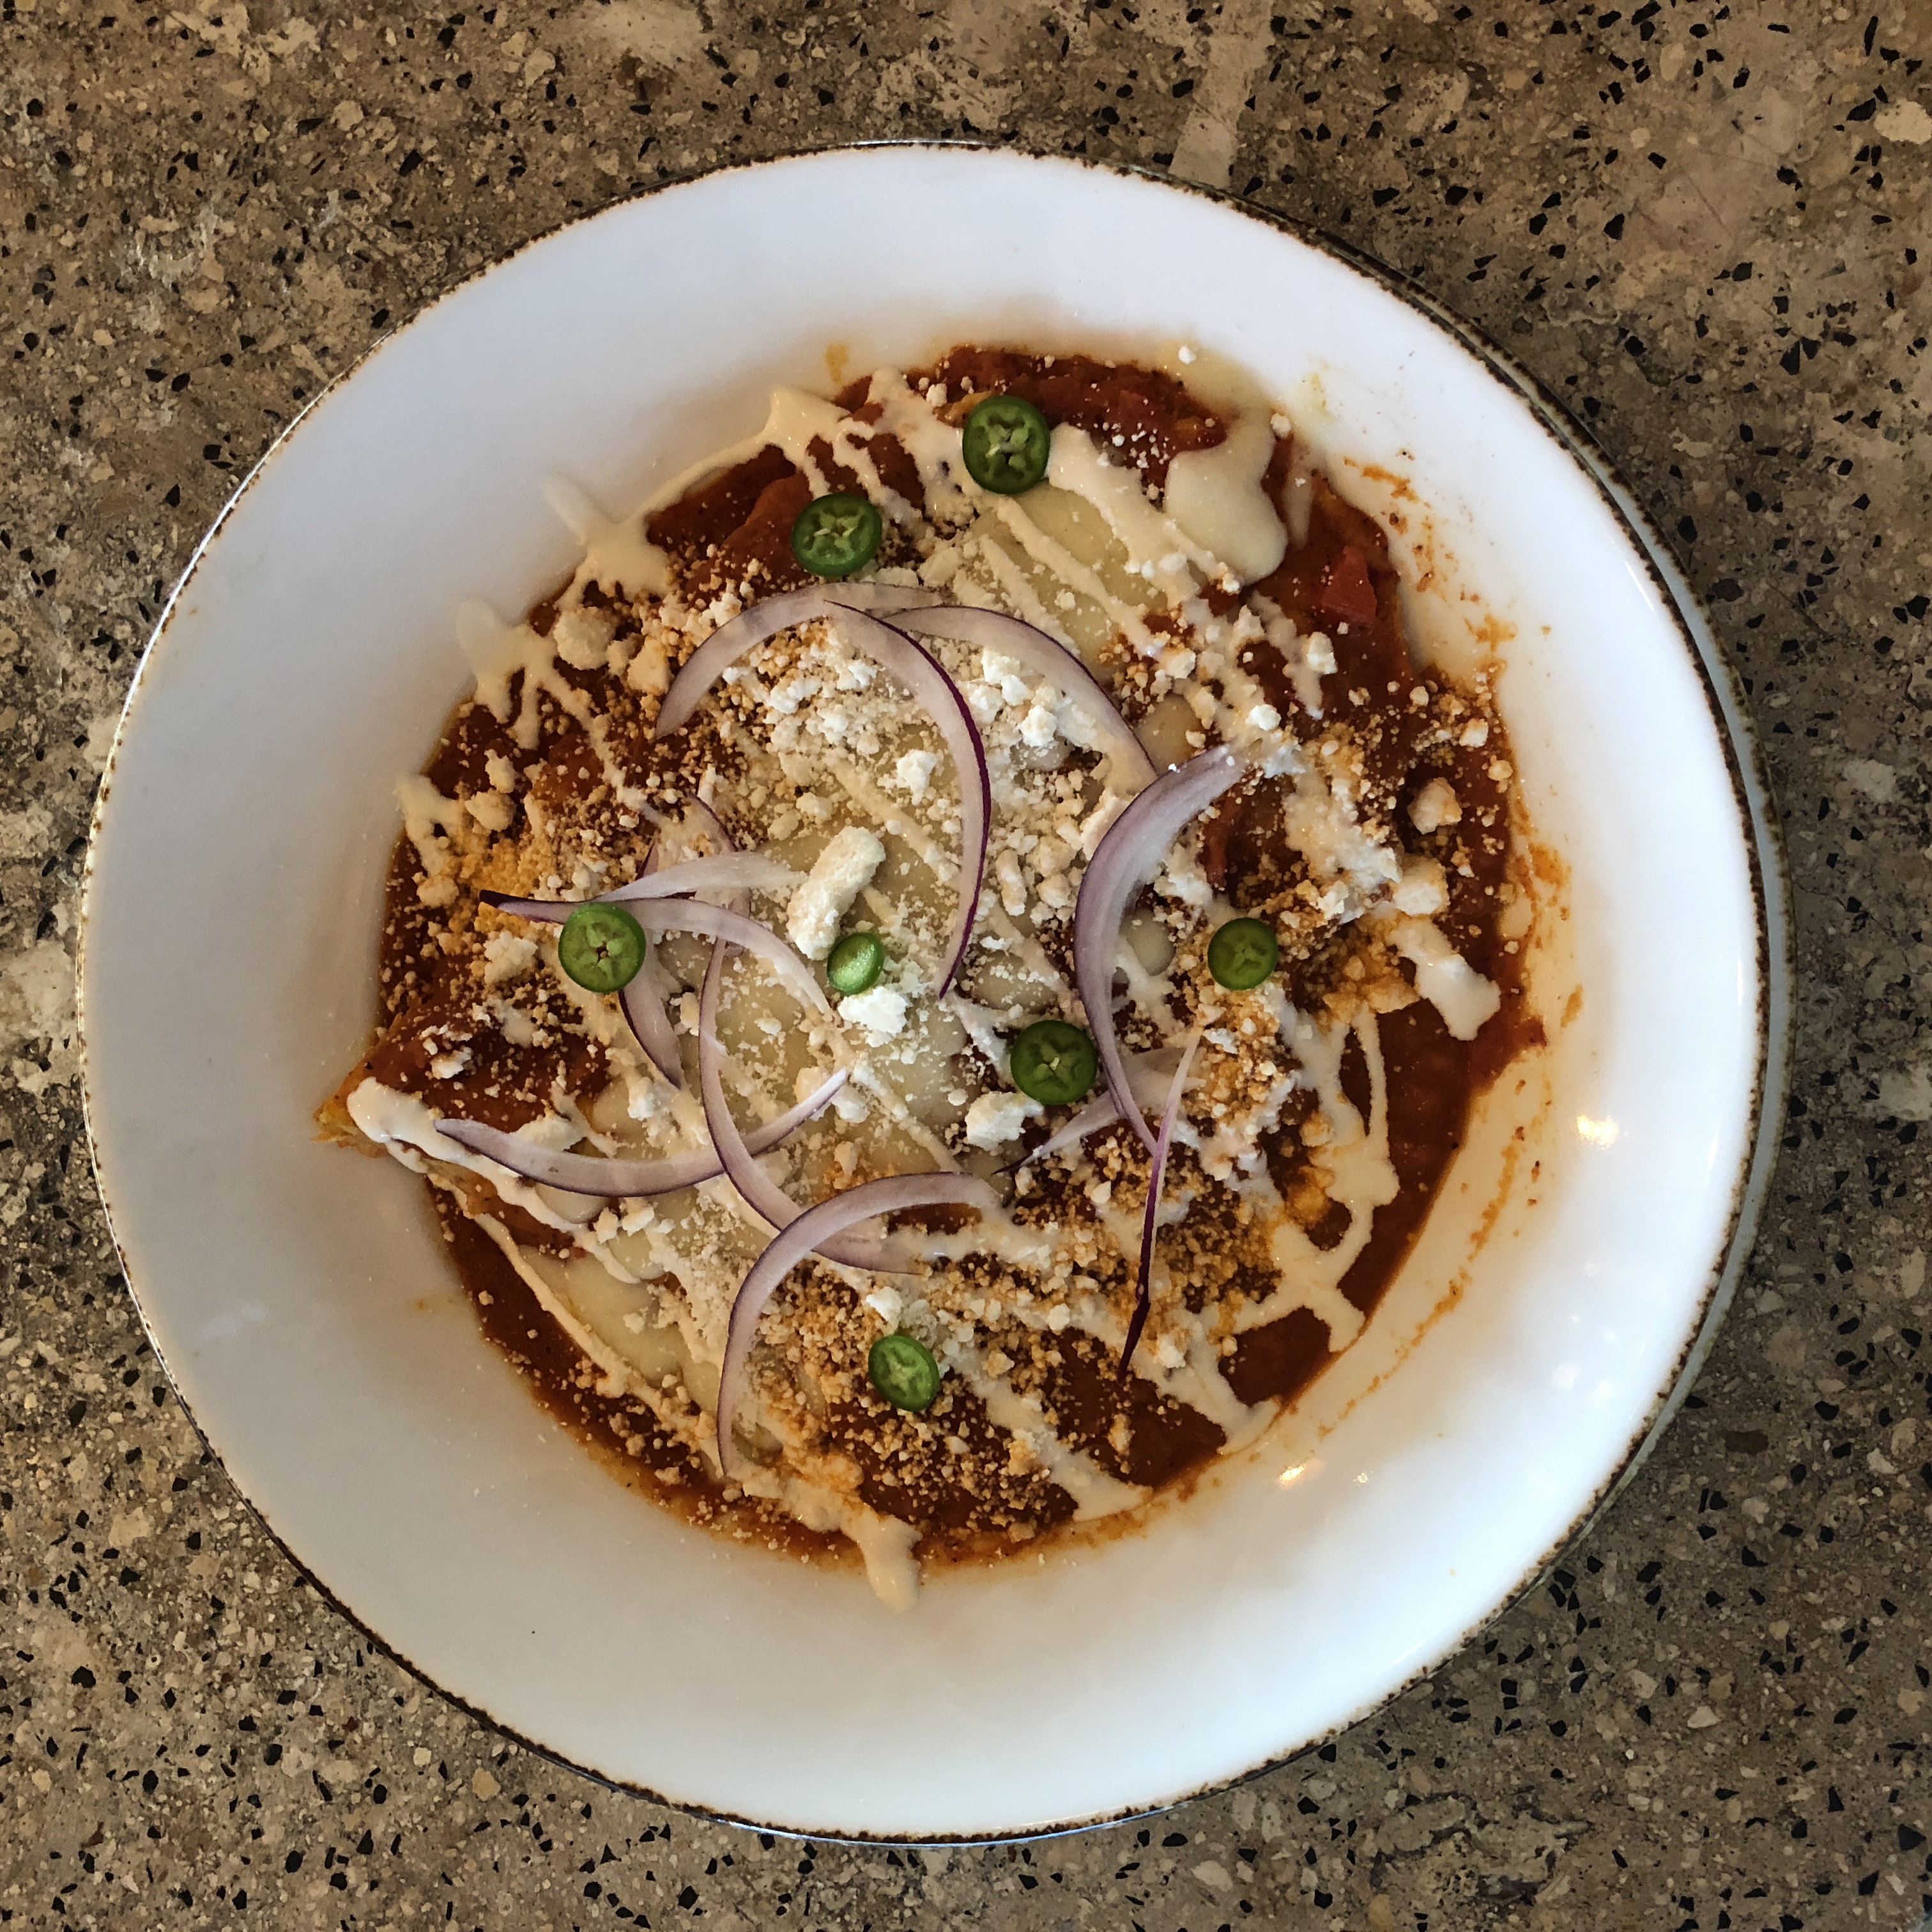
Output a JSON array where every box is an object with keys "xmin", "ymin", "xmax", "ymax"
[
  {"xmin": 1018, "ymin": 701, "xmax": 1059, "ymax": 750},
  {"xmin": 786, "ymin": 826, "xmax": 887, "ymax": 960},
  {"xmin": 482, "ymin": 931, "xmax": 539, "ymax": 986},
  {"xmin": 1460, "ymin": 718, "xmax": 1490, "ymax": 748},
  {"xmin": 1155, "ymin": 840, "xmax": 1213, "ymax": 910},
  {"xmin": 429, "ymin": 1047, "xmax": 471, "ymax": 1080},
  {"xmin": 863, "ymin": 1284, "xmax": 905, "ymax": 1328},
  {"xmin": 1247, "ymin": 702, "xmax": 1282, "ymax": 733},
  {"xmin": 767, "ymin": 673, "xmax": 824, "ymax": 716},
  {"xmin": 466, "ymin": 790, "xmax": 514, "ymax": 834},
  {"xmin": 1077, "ymin": 789, "xmax": 1128, "ymax": 858},
  {"xmin": 995, "ymin": 850, "xmax": 1029, "ymax": 918},
  {"xmin": 625, "ymin": 628, "xmax": 673, "ymax": 698},
  {"xmin": 964, "ymin": 1089, "xmax": 1043, "ymax": 1149},
  {"xmin": 551, "ymin": 604, "xmax": 616, "ymax": 671},
  {"xmin": 484, "ymin": 751, "xmax": 519, "ymax": 793},
  {"xmin": 891, "ymin": 748, "xmax": 940, "ymax": 799},
  {"xmin": 839, "ymin": 984, "xmax": 908, "ymax": 1040},
  {"xmin": 1390, "ymin": 854, "xmax": 1449, "ymax": 916},
  {"xmin": 1304, "ymin": 632, "xmax": 1338, "ymax": 676},
  {"xmin": 1409, "ymin": 776, "xmax": 1462, "ymax": 835},
  {"xmin": 491, "ymin": 998, "xmax": 539, "ymax": 1047},
  {"xmin": 981, "ymin": 651, "xmax": 1032, "ymax": 707}
]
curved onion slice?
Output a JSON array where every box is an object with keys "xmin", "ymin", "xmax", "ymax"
[
  {"xmin": 1073, "ymin": 746, "xmax": 1246, "ymax": 1154},
  {"xmin": 631, "ymin": 900, "xmax": 830, "ymax": 1013},
  {"xmin": 481, "ymin": 853, "xmax": 794, "ymax": 924},
  {"xmin": 891, "ymin": 603, "xmax": 1157, "ymax": 793},
  {"xmin": 1009, "ymin": 1048, "xmax": 1186, "ymax": 1172},
  {"xmin": 696, "ymin": 944, "xmax": 905, "ymax": 1273},
  {"xmin": 482, "ymin": 895, "xmax": 829, "ymax": 1016},
  {"xmin": 436, "ymin": 1068, "xmax": 848, "ymax": 1198},
  {"xmin": 654, "ymin": 592, "xmax": 990, "ymax": 991},
  {"xmin": 644, "ymin": 794, "xmax": 736, "ymax": 871},
  {"xmin": 717, "ymin": 1169, "xmax": 997, "ymax": 1479},
  {"xmin": 601, "ymin": 852, "xmax": 799, "ymax": 903},
  {"xmin": 625, "ymin": 803, "xmax": 745, "ymax": 1087},
  {"xmin": 620, "ymin": 966, "xmax": 686, "ymax": 1089},
  {"xmin": 1119, "ymin": 1031, "xmax": 1202, "ymax": 1377},
  {"xmin": 654, "ymin": 583, "xmax": 940, "ymax": 738}
]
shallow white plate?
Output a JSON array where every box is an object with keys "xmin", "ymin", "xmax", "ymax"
[{"xmin": 80, "ymin": 146, "xmax": 1786, "ymax": 1841}]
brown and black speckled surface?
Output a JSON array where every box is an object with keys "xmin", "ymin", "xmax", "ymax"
[{"xmin": 4, "ymin": 1, "xmax": 1931, "ymax": 1926}]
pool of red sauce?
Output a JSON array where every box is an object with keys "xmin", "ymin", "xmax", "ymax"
[{"xmin": 343, "ymin": 348, "xmax": 1546, "ymax": 1578}]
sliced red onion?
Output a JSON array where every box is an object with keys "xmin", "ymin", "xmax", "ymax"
[
  {"xmin": 1119, "ymin": 1030, "xmax": 1202, "ymax": 1378},
  {"xmin": 1010, "ymin": 1048, "xmax": 1186, "ymax": 1171},
  {"xmin": 654, "ymin": 592, "xmax": 990, "ymax": 992},
  {"xmin": 479, "ymin": 889, "xmax": 579, "ymax": 922},
  {"xmin": 482, "ymin": 894, "xmax": 829, "ymax": 1016},
  {"xmin": 654, "ymin": 583, "xmax": 940, "ymax": 738},
  {"xmin": 675, "ymin": 798, "xmax": 740, "ymax": 887},
  {"xmin": 717, "ymin": 1169, "xmax": 997, "ymax": 1479},
  {"xmin": 643, "ymin": 794, "xmax": 736, "ymax": 868},
  {"xmin": 854, "ymin": 612, "xmax": 991, "ymax": 992},
  {"xmin": 436, "ymin": 1068, "xmax": 848, "ymax": 1198},
  {"xmin": 597, "ymin": 853, "xmax": 798, "ymax": 905},
  {"xmin": 891, "ymin": 604, "xmax": 1157, "ymax": 792},
  {"xmin": 1073, "ymin": 746, "xmax": 1245, "ymax": 1154},
  {"xmin": 632, "ymin": 899, "xmax": 830, "ymax": 1013},
  {"xmin": 620, "ymin": 965, "xmax": 686, "ymax": 1089},
  {"xmin": 696, "ymin": 943, "xmax": 905, "ymax": 1273},
  {"xmin": 625, "ymin": 805, "xmax": 745, "ymax": 1086},
  {"xmin": 481, "ymin": 853, "xmax": 793, "ymax": 925}
]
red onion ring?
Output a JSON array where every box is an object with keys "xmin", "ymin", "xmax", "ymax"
[
  {"xmin": 436, "ymin": 1068, "xmax": 850, "ymax": 1197},
  {"xmin": 654, "ymin": 583, "xmax": 940, "ymax": 738},
  {"xmin": 696, "ymin": 943, "xmax": 906, "ymax": 1273},
  {"xmin": 1072, "ymin": 746, "xmax": 1245, "ymax": 1154},
  {"xmin": 716, "ymin": 1169, "xmax": 997, "ymax": 1480},
  {"xmin": 654, "ymin": 592, "xmax": 990, "ymax": 992},
  {"xmin": 891, "ymin": 604, "xmax": 1157, "ymax": 792},
  {"xmin": 1119, "ymin": 1030, "xmax": 1202, "ymax": 1377}
]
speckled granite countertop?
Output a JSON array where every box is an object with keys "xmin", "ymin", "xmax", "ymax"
[{"xmin": 2, "ymin": 0, "xmax": 1929, "ymax": 1924}]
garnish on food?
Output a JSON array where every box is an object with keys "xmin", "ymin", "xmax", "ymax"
[
  {"xmin": 1208, "ymin": 916, "xmax": 1280, "ymax": 991},
  {"xmin": 827, "ymin": 930, "xmax": 886, "ymax": 995},
  {"xmin": 869, "ymin": 1333, "xmax": 942, "ymax": 1412},
  {"xmin": 557, "ymin": 902, "xmax": 647, "ymax": 993},
  {"xmin": 791, "ymin": 491, "xmax": 883, "ymax": 579},
  {"xmin": 961, "ymin": 394, "xmax": 1052, "ymax": 494}
]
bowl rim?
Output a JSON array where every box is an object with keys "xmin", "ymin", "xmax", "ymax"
[{"xmin": 76, "ymin": 139, "xmax": 1793, "ymax": 1846}]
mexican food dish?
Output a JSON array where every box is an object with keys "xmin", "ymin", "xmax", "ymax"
[{"xmin": 321, "ymin": 344, "xmax": 1543, "ymax": 1606}]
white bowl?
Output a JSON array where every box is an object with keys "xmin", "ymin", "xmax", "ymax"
[{"xmin": 79, "ymin": 146, "xmax": 1785, "ymax": 1841}]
